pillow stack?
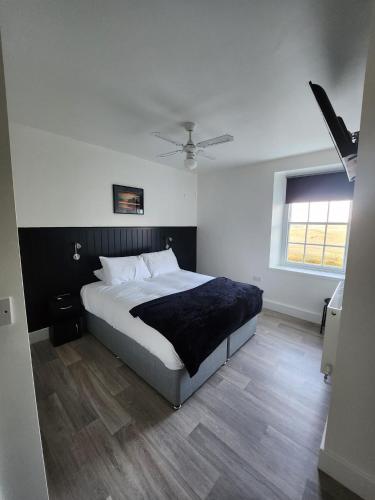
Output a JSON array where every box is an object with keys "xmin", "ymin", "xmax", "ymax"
[{"xmin": 94, "ymin": 248, "xmax": 180, "ymax": 285}]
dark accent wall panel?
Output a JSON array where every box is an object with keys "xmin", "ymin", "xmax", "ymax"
[{"xmin": 18, "ymin": 226, "xmax": 197, "ymax": 332}]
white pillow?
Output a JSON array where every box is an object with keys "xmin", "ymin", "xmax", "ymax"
[
  {"xmin": 99, "ymin": 255, "xmax": 151, "ymax": 285},
  {"xmin": 141, "ymin": 248, "xmax": 180, "ymax": 277},
  {"xmin": 93, "ymin": 268, "xmax": 105, "ymax": 281}
]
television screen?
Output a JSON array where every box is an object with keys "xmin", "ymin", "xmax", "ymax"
[{"xmin": 309, "ymin": 81, "xmax": 358, "ymax": 181}]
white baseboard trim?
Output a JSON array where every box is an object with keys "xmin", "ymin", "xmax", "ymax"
[
  {"xmin": 263, "ymin": 299, "xmax": 321, "ymax": 324},
  {"xmin": 29, "ymin": 327, "xmax": 49, "ymax": 344},
  {"xmin": 319, "ymin": 447, "xmax": 375, "ymax": 500}
]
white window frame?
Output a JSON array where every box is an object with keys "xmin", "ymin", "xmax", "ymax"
[{"xmin": 281, "ymin": 200, "xmax": 352, "ymax": 274}]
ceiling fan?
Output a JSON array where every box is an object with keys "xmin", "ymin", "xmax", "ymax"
[{"xmin": 152, "ymin": 122, "xmax": 234, "ymax": 170}]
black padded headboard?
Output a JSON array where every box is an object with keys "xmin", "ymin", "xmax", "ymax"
[{"xmin": 18, "ymin": 226, "xmax": 197, "ymax": 332}]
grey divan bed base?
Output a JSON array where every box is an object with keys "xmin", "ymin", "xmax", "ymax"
[{"xmin": 85, "ymin": 311, "xmax": 257, "ymax": 408}]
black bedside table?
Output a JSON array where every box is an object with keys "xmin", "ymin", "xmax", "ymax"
[{"xmin": 49, "ymin": 293, "xmax": 83, "ymax": 347}]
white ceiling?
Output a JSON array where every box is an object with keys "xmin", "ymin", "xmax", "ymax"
[{"xmin": 0, "ymin": 0, "xmax": 372, "ymax": 171}]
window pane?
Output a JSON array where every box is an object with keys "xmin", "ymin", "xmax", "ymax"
[
  {"xmin": 288, "ymin": 224, "xmax": 306, "ymax": 243},
  {"xmin": 290, "ymin": 203, "xmax": 308, "ymax": 222},
  {"xmin": 309, "ymin": 202, "xmax": 328, "ymax": 222},
  {"xmin": 323, "ymin": 246, "xmax": 345, "ymax": 268},
  {"xmin": 328, "ymin": 200, "xmax": 350, "ymax": 223},
  {"xmin": 287, "ymin": 244, "xmax": 304, "ymax": 263},
  {"xmin": 304, "ymin": 245, "xmax": 323, "ymax": 265},
  {"xmin": 326, "ymin": 224, "xmax": 347, "ymax": 246},
  {"xmin": 306, "ymin": 224, "xmax": 325, "ymax": 245}
]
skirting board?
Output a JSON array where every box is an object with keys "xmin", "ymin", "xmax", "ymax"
[
  {"xmin": 263, "ymin": 299, "xmax": 321, "ymax": 324},
  {"xmin": 319, "ymin": 448, "xmax": 375, "ymax": 500},
  {"xmin": 29, "ymin": 327, "xmax": 49, "ymax": 344}
]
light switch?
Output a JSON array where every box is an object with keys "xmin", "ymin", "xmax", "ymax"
[{"xmin": 0, "ymin": 297, "xmax": 12, "ymax": 327}]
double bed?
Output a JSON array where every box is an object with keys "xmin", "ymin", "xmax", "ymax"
[{"xmin": 81, "ymin": 267, "xmax": 260, "ymax": 409}]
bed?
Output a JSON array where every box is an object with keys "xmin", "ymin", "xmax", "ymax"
[{"xmin": 81, "ymin": 269, "xmax": 259, "ymax": 408}]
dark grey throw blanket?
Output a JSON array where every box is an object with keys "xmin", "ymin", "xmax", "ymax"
[{"xmin": 130, "ymin": 277, "xmax": 263, "ymax": 377}]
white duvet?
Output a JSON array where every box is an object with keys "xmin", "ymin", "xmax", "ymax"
[{"xmin": 80, "ymin": 270, "xmax": 213, "ymax": 370}]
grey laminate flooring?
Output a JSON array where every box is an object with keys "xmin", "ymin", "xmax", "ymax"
[{"xmin": 31, "ymin": 310, "xmax": 360, "ymax": 500}]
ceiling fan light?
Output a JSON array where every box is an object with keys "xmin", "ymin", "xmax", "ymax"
[{"xmin": 184, "ymin": 158, "xmax": 197, "ymax": 170}]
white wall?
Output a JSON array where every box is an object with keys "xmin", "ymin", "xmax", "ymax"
[
  {"xmin": 319, "ymin": 10, "xmax": 375, "ymax": 499},
  {"xmin": 197, "ymin": 149, "xmax": 342, "ymax": 323},
  {"xmin": 10, "ymin": 123, "xmax": 197, "ymax": 228},
  {"xmin": 0, "ymin": 39, "xmax": 49, "ymax": 500}
]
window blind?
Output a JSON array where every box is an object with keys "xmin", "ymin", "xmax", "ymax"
[{"xmin": 285, "ymin": 171, "xmax": 354, "ymax": 204}]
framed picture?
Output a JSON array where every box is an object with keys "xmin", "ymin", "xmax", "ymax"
[{"xmin": 113, "ymin": 185, "xmax": 144, "ymax": 215}]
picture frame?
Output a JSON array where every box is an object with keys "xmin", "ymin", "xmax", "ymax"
[{"xmin": 113, "ymin": 184, "xmax": 144, "ymax": 215}]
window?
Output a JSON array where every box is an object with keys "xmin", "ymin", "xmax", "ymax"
[
  {"xmin": 269, "ymin": 169, "xmax": 354, "ymax": 276},
  {"xmin": 284, "ymin": 200, "xmax": 351, "ymax": 272}
]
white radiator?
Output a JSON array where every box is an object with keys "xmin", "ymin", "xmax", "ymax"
[{"xmin": 321, "ymin": 280, "xmax": 344, "ymax": 380}]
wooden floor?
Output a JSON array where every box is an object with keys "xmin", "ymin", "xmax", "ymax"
[{"xmin": 31, "ymin": 310, "xmax": 360, "ymax": 500}]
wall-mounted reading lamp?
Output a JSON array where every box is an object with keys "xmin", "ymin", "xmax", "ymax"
[
  {"xmin": 73, "ymin": 242, "xmax": 82, "ymax": 261},
  {"xmin": 165, "ymin": 236, "xmax": 173, "ymax": 249}
]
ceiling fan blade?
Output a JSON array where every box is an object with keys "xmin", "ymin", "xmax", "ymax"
[
  {"xmin": 197, "ymin": 149, "xmax": 216, "ymax": 160},
  {"xmin": 196, "ymin": 134, "xmax": 234, "ymax": 149},
  {"xmin": 152, "ymin": 132, "xmax": 184, "ymax": 147},
  {"xmin": 157, "ymin": 150, "xmax": 182, "ymax": 158}
]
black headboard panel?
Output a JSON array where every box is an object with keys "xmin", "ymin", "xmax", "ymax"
[{"xmin": 18, "ymin": 226, "xmax": 197, "ymax": 332}]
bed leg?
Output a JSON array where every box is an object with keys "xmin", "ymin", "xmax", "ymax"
[{"xmin": 172, "ymin": 404, "xmax": 182, "ymax": 411}]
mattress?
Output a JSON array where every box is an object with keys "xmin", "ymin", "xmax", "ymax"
[{"xmin": 80, "ymin": 270, "xmax": 213, "ymax": 370}]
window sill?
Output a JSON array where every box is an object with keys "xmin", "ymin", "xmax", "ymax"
[{"xmin": 270, "ymin": 264, "xmax": 345, "ymax": 280}]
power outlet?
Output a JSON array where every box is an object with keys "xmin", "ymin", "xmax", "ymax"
[
  {"xmin": 252, "ymin": 275, "xmax": 262, "ymax": 283},
  {"xmin": 0, "ymin": 297, "xmax": 12, "ymax": 327}
]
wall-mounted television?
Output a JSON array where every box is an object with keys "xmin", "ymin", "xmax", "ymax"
[{"xmin": 309, "ymin": 81, "xmax": 359, "ymax": 182}]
